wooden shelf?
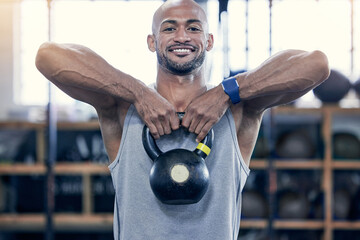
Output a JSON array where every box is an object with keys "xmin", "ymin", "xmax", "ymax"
[
  {"xmin": 55, "ymin": 163, "xmax": 109, "ymax": 175},
  {"xmin": 274, "ymin": 106, "xmax": 322, "ymax": 114},
  {"xmin": 0, "ymin": 164, "xmax": 45, "ymax": 175},
  {"xmin": 250, "ymin": 160, "xmax": 323, "ymax": 169},
  {"xmin": 240, "ymin": 219, "xmax": 267, "ymax": 229},
  {"xmin": 0, "ymin": 214, "xmax": 113, "ymax": 231},
  {"xmin": 274, "ymin": 105, "xmax": 360, "ymax": 114},
  {"xmin": 332, "ymin": 161, "xmax": 360, "ymax": 169},
  {"xmin": 249, "ymin": 160, "xmax": 268, "ymax": 169},
  {"xmin": 57, "ymin": 121, "xmax": 100, "ymax": 130},
  {"xmin": 0, "ymin": 120, "xmax": 100, "ymax": 130},
  {"xmin": 325, "ymin": 107, "xmax": 360, "ymax": 114},
  {"xmin": 332, "ymin": 221, "xmax": 360, "ymax": 230},
  {"xmin": 274, "ymin": 160, "xmax": 323, "ymax": 169},
  {"xmin": 251, "ymin": 160, "xmax": 360, "ymax": 170},
  {"xmin": 241, "ymin": 220, "xmax": 325, "ymax": 230},
  {"xmin": 0, "ymin": 163, "xmax": 109, "ymax": 175},
  {"xmin": 274, "ymin": 220, "xmax": 325, "ymax": 229},
  {"xmin": 0, "ymin": 121, "xmax": 44, "ymax": 129}
]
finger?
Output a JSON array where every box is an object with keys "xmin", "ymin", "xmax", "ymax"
[
  {"xmin": 196, "ymin": 121, "xmax": 213, "ymax": 143},
  {"xmin": 188, "ymin": 117, "xmax": 201, "ymax": 133},
  {"xmin": 147, "ymin": 122, "xmax": 160, "ymax": 139},
  {"xmin": 181, "ymin": 112, "xmax": 191, "ymax": 129},
  {"xmin": 162, "ymin": 115, "xmax": 172, "ymax": 135},
  {"xmin": 194, "ymin": 118, "xmax": 208, "ymax": 135},
  {"xmin": 153, "ymin": 118, "xmax": 165, "ymax": 136},
  {"xmin": 170, "ymin": 112, "xmax": 180, "ymax": 130}
]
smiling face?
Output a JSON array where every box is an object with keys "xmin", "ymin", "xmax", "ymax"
[{"xmin": 147, "ymin": 0, "xmax": 214, "ymax": 75}]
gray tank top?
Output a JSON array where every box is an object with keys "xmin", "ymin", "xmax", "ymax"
[{"xmin": 109, "ymin": 105, "xmax": 250, "ymax": 240}]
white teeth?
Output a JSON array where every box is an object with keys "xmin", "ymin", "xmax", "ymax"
[{"xmin": 173, "ymin": 49, "xmax": 190, "ymax": 53}]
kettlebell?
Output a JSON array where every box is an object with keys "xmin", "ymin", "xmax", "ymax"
[
  {"xmin": 313, "ymin": 69, "xmax": 351, "ymax": 103},
  {"xmin": 333, "ymin": 132, "xmax": 360, "ymax": 159},
  {"xmin": 353, "ymin": 77, "xmax": 360, "ymax": 99},
  {"xmin": 142, "ymin": 113, "xmax": 214, "ymax": 205}
]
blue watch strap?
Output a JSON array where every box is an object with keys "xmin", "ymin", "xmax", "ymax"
[{"xmin": 221, "ymin": 77, "xmax": 241, "ymax": 104}]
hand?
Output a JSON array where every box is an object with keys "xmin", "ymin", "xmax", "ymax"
[
  {"xmin": 134, "ymin": 87, "xmax": 179, "ymax": 139},
  {"xmin": 182, "ymin": 85, "xmax": 231, "ymax": 142}
]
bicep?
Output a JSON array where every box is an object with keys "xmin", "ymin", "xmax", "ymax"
[
  {"xmin": 238, "ymin": 50, "xmax": 329, "ymax": 112},
  {"xmin": 36, "ymin": 42, "xmax": 120, "ymax": 108}
]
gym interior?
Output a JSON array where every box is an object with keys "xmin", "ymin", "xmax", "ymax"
[{"xmin": 0, "ymin": 0, "xmax": 360, "ymax": 239}]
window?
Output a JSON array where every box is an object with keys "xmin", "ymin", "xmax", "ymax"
[
  {"xmin": 17, "ymin": 0, "xmax": 163, "ymax": 106},
  {"xmin": 226, "ymin": 0, "xmax": 359, "ymax": 77},
  {"xmin": 17, "ymin": 0, "xmax": 48, "ymax": 105},
  {"xmin": 17, "ymin": 0, "xmax": 359, "ymax": 106}
]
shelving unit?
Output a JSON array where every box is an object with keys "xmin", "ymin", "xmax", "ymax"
[
  {"xmin": 0, "ymin": 213, "xmax": 113, "ymax": 231},
  {"xmin": 0, "ymin": 120, "xmax": 111, "ymax": 233},
  {"xmin": 0, "ymin": 105, "xmax": 359, "ymax": 239},
  {"xmin": 242, "ymin": 105, "xmax": 360, "ymax": 240}
]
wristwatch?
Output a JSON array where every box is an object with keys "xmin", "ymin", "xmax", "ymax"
[{"xmin": 221, "ymin": 77, "xmax": 241, "ymax": 104}]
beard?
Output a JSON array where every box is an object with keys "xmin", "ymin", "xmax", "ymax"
[{"xmin": 156, "ymin": 47, "xmax": 206, "ymax": 75}]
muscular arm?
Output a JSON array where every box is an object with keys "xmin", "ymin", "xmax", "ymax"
[
  {"xmin": 36, "ymin": 42, "xmax": 142, "ymax": 108},
  {"xmin": 183, "ymin": 50, "xmax": 329, "ymax": 141},
  {"xmin": 237, "ymin": 49, "xmax": 330, "ymax": 112},
  {"xmin": 35, "ymin": 42, "xmax": 179, "ymax": 139}
]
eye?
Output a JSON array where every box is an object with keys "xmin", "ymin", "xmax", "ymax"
[
  {"xmin": 188, "ymin": 26, "xmax": 202, "ymax": 32},
  {"xmin": 162, "ymin": 27, "xmax": 176, "ymax": 32}
]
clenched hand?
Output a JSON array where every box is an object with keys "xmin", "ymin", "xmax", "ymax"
[
  {"xmin": 134, "ymin": 87, "xmax": 179, "ymax": 139},
  {"xmin": 182, "ymin": 85, "xmax": 231, "ymax": 142}
]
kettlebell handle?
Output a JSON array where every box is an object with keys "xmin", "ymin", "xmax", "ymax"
[
  {"xmin": 142, "ymin": 113, "xmax": 214, "ymax": 161},
  {"xmin": 177, "ymin": 112, "xmax": 185, "ymax": 123}
]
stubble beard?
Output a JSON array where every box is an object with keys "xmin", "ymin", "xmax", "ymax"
[{"xmin": 156, "ymin": 48, "xmax": 206, "ymax": 75}]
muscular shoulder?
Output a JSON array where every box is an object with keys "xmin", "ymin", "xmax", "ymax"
[
  {"xmin": 96, "ymin": 102, "xmax": 131, "ymax": 162},
  {"xmin": 230, "ymin": 104, "xmax": 264, "ymax": 166}
]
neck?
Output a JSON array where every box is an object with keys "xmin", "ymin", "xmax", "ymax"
[{"xmin": 155, "ymin": 67, "xmax": 207, "ymax": 112}]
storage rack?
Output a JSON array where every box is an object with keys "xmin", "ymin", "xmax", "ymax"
[{"xmin": 0, "ymin": 105, "xmax": 359, "ymax": 239}]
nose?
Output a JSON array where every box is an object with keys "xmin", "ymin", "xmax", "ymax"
[{"xmin": 173, "ymin": 27, "xmax": 191, "ymax": 43}]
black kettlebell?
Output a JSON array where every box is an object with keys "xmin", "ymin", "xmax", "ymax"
[
  {"xmin": 142, "ymin": 113, "xmax": 214, "ymax": 205},
  {"xmin": 313, "ymin": 69, "xmax": 351, "ymax": 103}
]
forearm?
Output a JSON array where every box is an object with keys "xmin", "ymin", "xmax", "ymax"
[
  {"xmin": 236, "ymin": 50, "xmax": 330, "ymax": 102},
  {"xmin": 35, "ymin": 42, "xmax": 147, "ymax": 105},
  {"xmin": 36, "ymin": 42, "xmax": 179, "ymax": 139}
]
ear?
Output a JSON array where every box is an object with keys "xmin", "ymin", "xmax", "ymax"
[
  {"xmin": 147, "ymin": 34, "xmax": 156, "ymax": 52},
  {"xmin": 206, "ymin": 33, "xmax": 214, "ymax": 51}
]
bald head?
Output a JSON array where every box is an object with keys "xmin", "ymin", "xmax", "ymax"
[
  {"xmin": 152, "ymin": 0, "xmax": 209, "ymax": 34},
  {"xmin": 147, "ymin": 0, "xmax": 214, "ymax": 75}
]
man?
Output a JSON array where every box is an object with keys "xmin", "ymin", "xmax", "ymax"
[{"xmin": 35, "ymin": 0, "xmax": 329, "ymax": 239}]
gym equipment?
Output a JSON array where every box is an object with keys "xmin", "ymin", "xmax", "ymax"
[
  {"xmin": 313, "ymin": 69, "xmax": 351, "ymax": 103},
  {"xmin": 275, "ymin": 130, "xmax": 316, "ymax": 159},
  {"xmin": 142, "ymin": 113, "xmax": 214, "ymax": 205},
  {"xmin": 333, "ymin": 132, "xmax": 360, "ymax": 159},
  {"xmin": 242, "ymin": 190, "xmax": 268, "ymax": 218},
  {"xmin": 349, "ymin": 188, "xmax": 360, "ymax": 220},
  {"xmin": 353, "ymin": 77, "xmax": 360, "ymax": 98},
  {"xmin": 334, "ymin": 189, "xmax": 351, "ymax": 219},
  {"xmin": 252, "ymin": 135, "xmax": 268, "ymax": 158},
  {"xmin": 277, "ymin": 190, "xmax": 310, "ymax": 219},
  {"xmin": 276, "ymin": 230, "xmax": 319, "ymax": 240}
]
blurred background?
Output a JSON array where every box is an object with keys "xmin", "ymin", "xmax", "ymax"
[{"xmin": 0, "ymin": 0, "xmax": 360, "ymax": 239}]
